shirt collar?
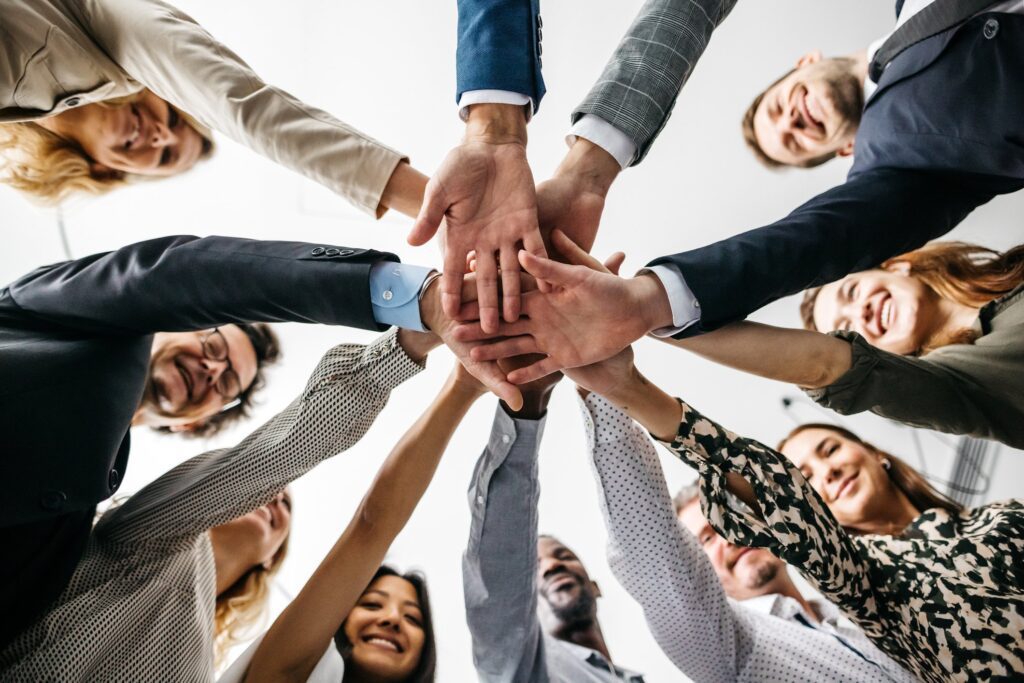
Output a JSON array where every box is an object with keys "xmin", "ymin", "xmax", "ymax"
[
  {"xmin": 560, "ymin": 641, "xmax": 645, "ymax": 682},
  {"xmin": 742, "ymin": 592, "xmax": 835, "ymax": 626}
]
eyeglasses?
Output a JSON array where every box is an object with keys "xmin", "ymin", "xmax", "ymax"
[{"xmin": 200, "ymin": 328, "xmax": 243, "ymax": 408}]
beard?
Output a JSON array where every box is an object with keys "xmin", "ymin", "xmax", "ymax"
[
  {"xmin": 744, "ymin": 558, "xmax": 781, "ymax": 591},
  {"xmin": 821, "ymin": 57, "xmax": 864, "ymax": 128},
  {"xmin": 544, "ymin": 583, "xmax": 597, "ymax": 627}
]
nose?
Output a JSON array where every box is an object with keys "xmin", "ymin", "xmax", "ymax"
[
  {"xmin": 198, "ymin": 358, "xmax": 229, "ymax": 392},
  {"xmin": 150, "ymin": 120, "xmax": 177, "ymax": 147},
  {"xmin": 378, "ymin": 606, "xmax": 402, "ymax": 630}
]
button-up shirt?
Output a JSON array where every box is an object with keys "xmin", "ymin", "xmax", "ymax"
[
  {"xmin": 463, "ymin": 405, "xmax": 647, "ymax": 683},
  {"xmin": 579, "ymin": 393, "xmax": 917, "ymax": 683}
]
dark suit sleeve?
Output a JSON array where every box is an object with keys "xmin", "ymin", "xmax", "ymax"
[
  {"xmin": 648, "ymin": 168, "xmax": 1003, "ymax": 337},
  {"xmin": 6, "ymin": 235, "xmax": 398, "ymax": 335},
  {"xmin": 456, "ymin": 0, "xmax": 545, "ymax": 108}
]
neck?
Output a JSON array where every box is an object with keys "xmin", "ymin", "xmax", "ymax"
[
  {"xmin": 925, "ymin": 296, "xmax": 980, "ymax": 350},
  {"xmin": 553, "ymin": 619, "xmax": 612, "ymax": 663},
  {"xmin": 858, "ymin": 486, "xmax": 921, "ymax": 536},
  {"xmin": 850, "ymin": 49, "xmax": 869, "ymax": 87},
  {"xmin": 209, "ymin": 528, "xmax": 257, "ymax": 595}
]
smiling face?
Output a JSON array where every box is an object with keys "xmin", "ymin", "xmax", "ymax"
[
  {"xmin": 44, "ymin": 89, "xmax": 206, "ymax": 177},
  {"xmin": 678, "ymin": 501, "xmax": 786, "ymax": 600},
  {"xmin": 780, "ymin": 427, "xmax": 894, "ymax": 529},
  {"xmin": 812, "ymin": 263, "xmax": 943, "ymax": 355},
  {"xmin": 137, "ymin": 325, "xmax": 258, "ymax": 431},
  {"xmin": 536, "ymin": 537, "xmax": 600, "ymax": 630},
  {"xmin": 752, "ymin": 52, "xmax": 863, "ymax": 166},
  {"xmin": 341, "ymin": 575, "xmax": 426, "ymax": 681}
]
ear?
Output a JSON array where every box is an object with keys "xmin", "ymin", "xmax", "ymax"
[
  {"xmin": 836, "ymin": 139, "xmax": 856, "ymax": 158},
  {"xmin": 796, "ymin": 50, "xmax": 823, "ymax": 69},
  {"xmin": 591, "ymin": 581, "xmax": 602, "ymax": 599},
  {"xmin": 886, "ymin": 260, "xmax": 912, "ymax": 276}
]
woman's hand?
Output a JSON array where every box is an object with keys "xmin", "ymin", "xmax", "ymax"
[
  {"xmin": 451, "ymin": 359, "xmax": 489, "ymax": 397},
  {"xmin": 565, "ymin": 346, "xmax": 637, "ymax": 401}
]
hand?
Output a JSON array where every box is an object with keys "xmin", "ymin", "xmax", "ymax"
[
  {"xmin": 420, "ymin": 274, "xmax": 523, "ymax": 411},
  {"xmin": 497, "ymin": 354, "xmax": 563, "ymax": 419},
  {"xmin": 408, "ymin": 104, "xmax": 547, "ymax": 335},
  {"xmin": 449, "ymin": 360, "xmax": 488, "ymax": 397},
  {"xmin": 536, "ymin": 139, "xmax": 620, "ymax": 255},
  {"xmin": 565, "ymin": 346, "xmax": 636, "ymax": 401},
  {"xmin": 454, "ymin": 230, "xmax": 674, "ymax": 384}
]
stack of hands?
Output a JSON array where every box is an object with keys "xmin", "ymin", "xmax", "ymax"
[{"xmin": 409, "ymin": 103, "xmax": 674, "ymax": 410}]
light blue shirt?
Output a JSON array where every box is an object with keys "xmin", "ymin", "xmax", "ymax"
[{"xmin": 368, "ymin": 262, "xmax": 435, "ymax": 332}]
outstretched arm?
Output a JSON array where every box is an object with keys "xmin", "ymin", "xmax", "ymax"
[{"xmin": 241, "ymin": 363, "xmax": 485, "ymax": 683}]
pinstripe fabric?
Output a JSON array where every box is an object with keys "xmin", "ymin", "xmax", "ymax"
[
  {"xmin": 573, "ymin": 0, "xmax": 737, "ymax": 165},
  {"xmin": 0, "ymin": 331, "xmax": 423, "ymax": 682}
]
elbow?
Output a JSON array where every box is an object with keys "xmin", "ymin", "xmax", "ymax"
[{"xmin": 799, "ymin": 341, "xmax": 851, "ymax": 389}]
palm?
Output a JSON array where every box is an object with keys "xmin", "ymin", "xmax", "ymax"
[{"xmin": 536, "ymin": 174, "xmax": 606, "ymax": 256}]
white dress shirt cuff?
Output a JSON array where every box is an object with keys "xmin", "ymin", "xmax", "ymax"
[
  {"xmin": 644, "ymin": 264, "xmax": 701, "ymax": 337},
  {"xmin": 566, "ymin": 114, "xmax": 637, "ymax": 169},
  {"xmin": 458, "ymin": 90, "xmax": 534, "ymax": 122}
]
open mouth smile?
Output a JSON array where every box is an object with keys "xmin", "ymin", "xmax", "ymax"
[{"xmin": 363, "ymin": 634, "xmax": 403, "ymax": 653}]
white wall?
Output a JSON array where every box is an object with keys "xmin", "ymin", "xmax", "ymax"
[{"xmin": 3, "ymin": 1, "xmax": 1022, "ymax": 680}]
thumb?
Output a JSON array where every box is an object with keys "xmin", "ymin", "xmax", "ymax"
[
  {"xmin": 518, "ymin": 249, "xmax": 581, "ymax": 286},
  {"xmin": 407, "ymin": 184, "xmax": 447, "ymax": 246},
  {"xmin": 551, "ymin": 229, "xmax": 607, "ymax": 272},
  {"xmin": 603, "ymin": 252, "xmax": 626, "ymax": 276}
]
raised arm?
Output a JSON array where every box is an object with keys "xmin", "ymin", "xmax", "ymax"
[
  {"xmin": 79, "ymin": 0, "xmax": 424, "ymax": 216},
  {"xmin": 579, "ymin": 390, "xmax": 743, "ymax": 683},
  {"xmin": 95, "ymin": 328, "xmax": 435, "ymax": 545},
  {"xmin": 240, "ymin": 363, "xmax": 485, "ymax": 683}
]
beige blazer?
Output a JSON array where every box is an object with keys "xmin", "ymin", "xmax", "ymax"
[{"xmin": 0, "ymin": 0, "xmax": 404, "ymax": 215}]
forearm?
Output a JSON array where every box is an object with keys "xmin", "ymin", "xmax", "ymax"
[
  {"xmin": 245, "ymin": 374, "xmax": 480, "ymax": 683},
  {"xmin": 669, "ymin": 321, "xmax": 853, "ymax": 389},
  {"xmin": 378, "ymin": 162, "xmax": 429, "ymax": 219}
]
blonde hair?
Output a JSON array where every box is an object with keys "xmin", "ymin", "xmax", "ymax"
[
  {"xmin": 0, "ymin": 91, "xmax": 214, "ymax": 204},
  {"xmin": 213, "ymin": 531, "xmax": 289, "ymax": 669}
]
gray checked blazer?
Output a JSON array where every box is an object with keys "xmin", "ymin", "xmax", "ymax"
[{"xmin": 573, "ymin": 0, "xmax": 737, "ymax": 164}]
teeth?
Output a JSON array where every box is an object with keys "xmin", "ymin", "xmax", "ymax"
[
  {"xmin": 881, "ymin": 299, "xmax": 892, "ymax": 331},
  {"xmin": 366, "ymin": 637, "xmax": 398, "ymax": 652}
]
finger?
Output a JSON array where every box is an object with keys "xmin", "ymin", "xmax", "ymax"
[
  {"xmin": 475, "ymin": 249, "xmax": 500, "ymax": 334},
  {"xmin": 464, "ymin": 358, "xmax": 524, "ymax": 411},
  {"xmin": 499, "ymin": 246, "xmax": 521, "ymax": 323},
  {"xmin": 455, "ymin": 301, "xmax": 480, "ymax": 323},
  {"xmin": 469, "ymin": 336, "xmax": 540, "ymax": 361},
  {"xmin": 508, "ymin": 356, "xmax": 563, "ymax": 385},
  {"xmin": 407, "ymin": 183, "xmax": 446, "ymax": 246},
  {"xmin": 550, "ymin": 229, "xmax": 606, "ymax": 271},
  {"xmin": 603, "ymin": 251, "xmax": 626, "ymax": 276},
  {"xmin": 521, "ymin": 227, "xmax": 551, "ymax": 293},
  {"xmin": 518, "ymin": 249, "xmax": 579, "ymax": 286},
  {"xmin": 454, "ymin": 318, "xmax": 532, "ymax": 342},
  {"xmin": 465, "ymin": 249, "xmax": 476, "ymax": 272},
  {"xmin": 440, "ymin": 245, "xmax": 468, "ymax": 319}
]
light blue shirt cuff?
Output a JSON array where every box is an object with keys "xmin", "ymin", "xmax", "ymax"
[
  {"xmin": 645, "ymin": 264, "xmax": 702, "ymax": 338},
  {"xmin": 369, "ymin": 262, "xmax": 435, "ymax": 332}
]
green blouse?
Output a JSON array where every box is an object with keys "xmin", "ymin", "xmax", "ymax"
[{"xmin": 660, "ymin": 398, "xmax": 1024, "ymax": 683}]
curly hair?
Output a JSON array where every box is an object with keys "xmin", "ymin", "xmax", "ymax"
[
  {"xmin": 0, "ymin": 92, "xmax": 214, "ymax": 203},
  {"xmin": 800, "ymin": 241, "xmax": 1024, "ymax": 352}
]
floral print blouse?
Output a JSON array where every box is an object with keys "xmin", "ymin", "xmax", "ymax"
[{"xmin": 659, "ymin": 399, "xmax": 1024, "ymax": 683}]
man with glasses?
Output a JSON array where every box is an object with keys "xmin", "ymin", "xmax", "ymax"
[{"xmin": 0, "ymin": 233, "xmax": 475, "ymax": 650}]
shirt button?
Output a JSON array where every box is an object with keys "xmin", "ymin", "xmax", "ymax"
[
  {"xmin": 476, "ymin": 494, "xmax": 485, "ymax": 505},
  {"xmin": 324, "ymin": 247, "xmax": 340, "ymax": 257},
  {"xmin": 501, "ymin": 434, "xmax": 511, "ymax": 444},
  {"xmin": 311, "ymin": 247, "xmax": 325, "ymax": 256},
  {"xmin": 693, "ymin": 301, "xmax": 700, "ymax": 308},
  {"xmin": 65, "ymin": 96, "xmax": 81, "ymax": 107},
  {"xmin": 983, "ymin": 18, "xmax": 999, "ymax": 39},
  {"xmin": 40, "ymin": 490, "xmax": 67, "ymax": 511},
  {"xmin": 382, "ymin": 290, "xmax": 393, "ymax": 301}
]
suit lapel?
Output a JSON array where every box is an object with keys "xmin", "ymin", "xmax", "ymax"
[{"xmin": 866, "ymin": 27, "xmax": 957, "ymax": 106}]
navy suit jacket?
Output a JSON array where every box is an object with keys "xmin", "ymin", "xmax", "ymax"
[
  {"xmin": 651, "ymin": 11, "xmax": 1024, "ymax": 336},
  {"xmin": 456, "ymin": 0, "xmax": 545, "ymax": 108},
  {"xmin": 0, "ymin": 235, "xmax": 395, "ymax": 527}
]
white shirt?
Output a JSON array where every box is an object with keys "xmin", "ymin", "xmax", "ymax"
[{"xmin": 218, "ymin": 635, "xmax": 343, "ymax": 683}]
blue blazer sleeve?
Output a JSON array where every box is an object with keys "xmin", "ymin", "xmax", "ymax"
[
  {"xmin": 648, "ymin": 168, "xmax": 1008, "ymax": 337},
  {"xmin": 6, "ymin": 235, "xmax": 399, "ymax": 335},
  {"xmin": 456, "ymin": 0, "xmax": 545, "ymax": 108}
]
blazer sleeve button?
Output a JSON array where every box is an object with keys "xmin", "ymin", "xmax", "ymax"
[
  {"xmin": 40, "ymin": 490, "xmax": 67, "ymax": 511},
  {"xmin": 325, "ymin": 248, "xmax": 341, "ymax": 257},
  {"xmin": 984, "ymin": 18, "xmax": 999, "ymax": 39},
  {"xmin": 311, "ymin": 247, "xmax": 326, "ymax": 256},
  {"xmin": 108, "ymin": 469, "xmax": 120, "ymax": 491}
]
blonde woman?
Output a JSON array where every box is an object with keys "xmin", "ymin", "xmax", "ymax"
[
  {"xmin": 0, "ymin": 327, "xmax": 437, "ymax": 680},
  {"xmin": 1, "ymin": 0, "xmax": 425, "ymax": 212}
]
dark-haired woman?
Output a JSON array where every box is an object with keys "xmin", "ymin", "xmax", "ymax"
[
  {"xmin": 676, "ymin": 241, "xmax": 1024, "ymax": 447},
  {"xmin": 563, "ymin": 347, "xmax": 1024, "ymax": 683},
  {"xmin": 0, "ymin": 328, "xmax": 436, "ymax": 681},
  {"xmin": 1, "ymin": 0, "xmax": 425, "ymax": 211},
  {"xmin": 220, "ymin": 362, "xmax": 488, "ymax": 683}
]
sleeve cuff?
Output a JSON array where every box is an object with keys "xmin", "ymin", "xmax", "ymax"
[
  {"xmin": 566, "ymin": 114, "xmax": 637, "ymax": 169},
  {"xmin": 642, "ymin": 265, "xmax": 702, "ymax": 337},
  {"xmin": 368, "ymin": 262, "xmax": 435, "ymax": 332},
  {"xmin": 458, "ymin": 90, "xmax": 534, "ymax": 122}
]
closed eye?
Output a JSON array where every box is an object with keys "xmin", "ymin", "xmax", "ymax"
[{"xmin": 160, "ymin": 147, "xmax": 172, "ymax": 166}]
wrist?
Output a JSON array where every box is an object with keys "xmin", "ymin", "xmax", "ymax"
[
  {"xmin": 444, "ymin": 372, "xmax": 487, "ymax": 401},
  {"xmin": 465, "ymin": 104, "xmax": 528, "ymax": 146},
  {"xmin": 630, "ymin": 273, "xmax": 674, "ymax": 333},
  {"xmin": 557, "ymin": 138, "xmax": 619, "ymax": 197},
  {"xmin": 418, "ymin": 275, "xmax": 445, "ymax": 334},
  {"xmin": 379, "ymin": 161, "xmax": 428, "ymax": 219},
  {"xmin": 396, "ymin": 328, "xmax": 439, "ymax": 364}
]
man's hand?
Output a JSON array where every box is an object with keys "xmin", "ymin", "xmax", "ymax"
[
  {"xmin": 498, "ymin": 354, "xmax": 562, "ymax": 419},
  {"xmin": 453, "ymin": 230, "xmax": 674, "ymax": 384},
  {"xmin": 408, "ymin": 104, "xmax": 546, "ymax": 335},
  {"xmin": 565, "ymin": 346, "xmax": 636, "ymax": 401},
  {"xmin": 420, "ymin": 273, "xmax": 524, "ymax": 411},
  {"xmin": 536, "ymin": 139, "xmax": 620, "ymax": 255}
]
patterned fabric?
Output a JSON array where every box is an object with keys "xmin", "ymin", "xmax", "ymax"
[
  {"xmin": 579, "ymin": 394, "xmax": 917, "ymax": 683},
  {"xmin": 572, "ymin": 0, "xmax": 737, "ymax": 164},
  {"xmin": 0, "ymin": 331, "xmax": 423, "ymax": 682},
  {"xmin": 658, "ymin": 398, "xmax": 1024, "ymax": 683}
]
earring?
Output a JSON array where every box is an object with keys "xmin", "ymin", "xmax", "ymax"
[{"xmin": 881, "ymin": 458, "xmax": 891, "ymax": 470}]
